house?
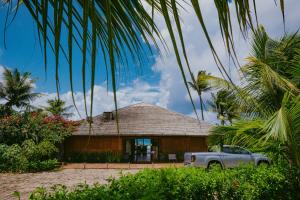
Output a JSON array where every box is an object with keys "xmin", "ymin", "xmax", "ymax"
[{"xmin": 64, "ymin": 103, "xmax": 212, "ymax": 162}]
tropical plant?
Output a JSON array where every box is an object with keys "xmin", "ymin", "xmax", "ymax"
[
  {"xmin": 0, "ymin": 68, "xmax": 39, "ymax": 114},
  {"xmin": 207, "ymin": 26, "xmax": 300, "ymax": 116},
  {"xmin": 0, "ymin": 141, "xmax": 59, "ymax": 172},
  {"xmin": 209, "ymin": 27, "xmax": 300, "ymax": 167},
  {"xmin": 1, "ymin": 0, "xmax": 286, "ymax": 118},
  {"xmin": 208, "ymin": 89, "xmax": 239, "ymax": 125},
  {"xmin": 0, "ymin": 112, "xmax": 76, "ymax": 146},
  {"xmin": 28, "ymin": 166, "xmax": 300, "ymax": 200},
  {"xmin": 44, "ymin": 98, "xmax": 73, "ymax": 118},
  {"xmin": 188, "ymin": 71, "xmax": 212, "ymax": 120},
  {"xmin": 0, "ymin": 112, "xmax": 78, "ymax": 172},
  {"xmin": 239, "ymin": 31, "xmax": 300, "ymax": 117}
]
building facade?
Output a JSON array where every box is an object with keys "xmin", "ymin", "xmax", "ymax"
[{"xmin": 64, "ymin": 103, "xmax": 211, "ymax": 162}]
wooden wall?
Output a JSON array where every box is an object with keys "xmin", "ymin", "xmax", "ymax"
[
  {"xmin": 159, "ymin": 136, "xmax": 207, "ymax": 153},
  {"xmin": 64, "ymin": 135, "xmax": 207, "ymax": 154},
  {"xmin": 64, "ymin": 136, "xmax": 122, "ymax": 154}
]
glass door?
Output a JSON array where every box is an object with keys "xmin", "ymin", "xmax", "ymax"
[{"xmin": 134, "ymin": 138, "xmax": 152, "ymax": 162}]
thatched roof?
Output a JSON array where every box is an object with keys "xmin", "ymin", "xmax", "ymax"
[{"xmin": 74, "ymin": 103, "xmax": 212, "ymax": 136}]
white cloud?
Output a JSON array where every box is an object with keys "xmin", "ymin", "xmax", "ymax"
[
  {"xmin": 22, "ymin": 0, "xmax": 300, "ymax": 123},
  {"xmin": 0, "ymin": 65, "xmax": 5, "ymax": 82},
  {"xmin": 146, "ymin": 0, "xmax": 300, "ymax": 120},
  {"xmin": 32, "ymin": 79, "xmax": 168, "ymax": 120},
  {"xmin": 188, "ymin": 109, "xmax": 219, "ymax": 125}
]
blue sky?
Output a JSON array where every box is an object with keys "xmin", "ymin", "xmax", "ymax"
[
  {"xmin": 0, "ymin": 5, "xmax": 160, "ymax": 94},
  {"xmin": 0, "ymin": 1, "xmax": 300, "ymax": 122}
]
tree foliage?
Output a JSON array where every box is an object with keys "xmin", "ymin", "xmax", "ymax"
[
  {"xmin": 208, "ymin": 89, "xmax": 239, "ymax": 125},
  {"xmin": 0, "ymin": 112, "xmax": 79, "ymax": 172},
  {"xmin": 0, "ymin": 68, "xmax": 39, "ymax": 114},
  {"xmin": 209, "ymin": 27, "xmax": 300, "ymax": 167},
  {"xmin": 0, "ymin": 112, "xmax": 76, "ymax": 145},
  {"xmin": 1, "ymin": 0, "xmax": 286, "ymax": 119},
  {"xmin": 44, "ymin": 98, "xmax": 73, "ymax": 118},
  {"xmin": 188, "ymin": 71, "xmax": 212, "ymax": 120}
]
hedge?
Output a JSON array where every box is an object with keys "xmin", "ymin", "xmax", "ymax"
[{"xmin": 28, "ymin": 165, "xmax": 300, "ymax": 200}]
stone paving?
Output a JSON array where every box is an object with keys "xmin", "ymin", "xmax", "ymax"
[
  {"xmin": 0, "ymin": 163, "xmax": 183, "ymax": 200},
  {"xmin": 0, "ymin": 169, "xmax": 137, "ymax": 200},
  {"xmin": 62, "ymin": 162, "xmax": 183, "ymax": 169}
]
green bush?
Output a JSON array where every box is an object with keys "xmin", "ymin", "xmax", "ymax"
[
  {"xmin": 65, "ymin": 152, "xmax": 122, "ymax": 163},
  {"xmin": 0, "ymin": 113, "xmax": 73, "ymax": 145},
  {"xmin": 0, "ymin": 112, "xmax": 77, "ymax": 172},
  {"xmin": 27, "ymin": 159, "xmax": 59, "ymax": 172},
  {"xmin": 28, "ymin": 165, "xmax": 300, "ymax": 200},
  {"xmin": 0, "ymin": 140, "xmax": 59, "ymax": 172}
]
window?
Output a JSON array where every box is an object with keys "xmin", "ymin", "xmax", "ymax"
[{"xmin": 223, "ymin": 146, "xmax": 250, "ymax": 154}]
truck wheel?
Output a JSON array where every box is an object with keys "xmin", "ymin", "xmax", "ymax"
[{"xmin": 207, "ymin": 161, "xmax": 223, "ymax": 170}]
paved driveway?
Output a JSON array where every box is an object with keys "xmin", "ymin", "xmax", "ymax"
[{"xmin": 0, "ymin": 169, "xmax": 138, "ymax": 200}]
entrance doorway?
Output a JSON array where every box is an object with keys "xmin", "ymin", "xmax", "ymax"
[
  {"xmin": 134, "ymin": 138, "xmax": 151, "ymax": 162},
  {"xmin": 125, "ymin": 138, "xmax": 158, "ymax": 163}
]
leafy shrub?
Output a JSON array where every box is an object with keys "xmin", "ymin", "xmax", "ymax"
[
  {"xmin": 65, "ymin": 152, "xmax": 122, "ymax": 163},
  {"xmin": 66, "ymin": 152, "xmax": 183, "ymax": 163},
  {"xmin": 27, "ymin": 159, "xmax": 59, "ymax": 172},
  {"xmin": 0, "ymin": 112, "xmax": 77, "ymax": 145},
  {"xmin": 28, "ymin": 165, "xmax": 300, "ymax": 200},
  {"xmin": 0, "ymin": 112, "xmax": 78, "ymax": 172},
  {"xmin": 0, "ymin": 140, "xmax": 60, "ymax": 172}
]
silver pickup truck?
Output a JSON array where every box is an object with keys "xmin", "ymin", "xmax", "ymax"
[{"xmin": 184, "ymin": 145, "xmax": 270, "ymax": 169}]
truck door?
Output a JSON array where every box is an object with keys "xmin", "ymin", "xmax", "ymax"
[
  {"xmin": 233, "ymin": 146, "xmax": 253, "ymax": 166},
  {"xmin": 221, "ymin": 146, "xmax": 253, "ymax": 168}
]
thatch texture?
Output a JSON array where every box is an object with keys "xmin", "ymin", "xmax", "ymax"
[{"xmin": 74, "ymin": 103, "xmax": 212, "ymax": 136}]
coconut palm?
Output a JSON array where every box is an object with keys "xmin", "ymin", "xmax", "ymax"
[
  {"xmin": 206, "ymin": 27, "xmax": 300, "ymax": 117},
  {"xmin": 44, "ymin": 98, "xmax": 73, "ymax": 118},
  {"xmin": 1, "ymin": 0, "xmax": 286, "ymax": 117},
  {"xmin": 208, "ymin": 90, "xmax": 239, "ymax": 125},
  {"xmin": 240, "ymin": 27, "xmax": 300, "ymax": 116},
  {"xmin": 209, "ymin": 27, "xmax": 300, "ymax": 167},
  {"xmin": 0, "ymin": 68, "xmax": 39, "ymax": 113},
  {"xmin": 189, "ymin": 71, "xmax": 212, "ymax": 120},
  {"xmin": 210, "ymin": 93, "xmax": 300, "ymax": 167}
]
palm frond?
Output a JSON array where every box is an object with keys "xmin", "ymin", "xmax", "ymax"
[{"xmin": 2, "ymin": 0, "xmax": 286, "ymax": 122}]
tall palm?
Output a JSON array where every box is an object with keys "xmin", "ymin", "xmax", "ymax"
[
  {"xmin": 189, "ymin": 71, "xmax": 212, "ymax": 120},
  {"xmin": 0, "ymin": 68, "xmax": 39, "ymax": 112},
  {"xmin": 1, "ymin": 0, "xmax": 286, "ymax": 118},
  {"xmin": 45, "ymin": 98, "xmax": 73, "ymax": 118}
]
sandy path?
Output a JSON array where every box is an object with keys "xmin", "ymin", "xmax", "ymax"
[{"xmin": 0, "ymin": 169, "xmax": 138, "ymax": 200}]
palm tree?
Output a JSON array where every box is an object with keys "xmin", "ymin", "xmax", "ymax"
[
  {"xmin": 208, "ymin": 90, "xmax": 239, "ymax": 125},
  {"xmin": 210, "ymin": 93, "xmax": 300, "ymax": 167},
  {"xmin": 0, "ymin": 68, "xmax": 39, "ymax": 113},
  {"xmin": 45, "ymin": 98, "xmax": 73, "ymax": 118},
  {"xmin": 1, "ymin": 0, "xmax": 285, "ymax": 117},
  {"xmin": 240, "ymin": 26, "xmax": 300, "ymax": 116},
  {"xmin": 189, "ymin": 71, "xmax": 212, "ymax": 120},
  {"xmin": 209, "ymin": 27, "xmax": 300, "ymax": 167}
]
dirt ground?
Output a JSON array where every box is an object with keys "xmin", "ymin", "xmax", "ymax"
[{"xmin": 0, "ymin": 169, "xmax": 138, "ymax": 200}]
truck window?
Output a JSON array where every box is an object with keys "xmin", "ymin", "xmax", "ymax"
[
  {"xmin": 234, "ymin": 147, "xmax": 250, "ymax": 154},
  {"xmin": 223, "ymin": 146, "xmax": 250, "ymax": 154},
  {"xmin": 223, "ymin": 147, "xmax": 234, "ymax": 153}
]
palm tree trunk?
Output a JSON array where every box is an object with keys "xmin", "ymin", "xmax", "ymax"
[{"xmin": 199, "ymin": 92, "xmax": 204, "ymax": 120}]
